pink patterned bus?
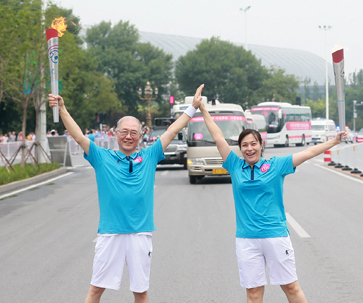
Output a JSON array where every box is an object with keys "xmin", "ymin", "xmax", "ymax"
[{"xmin": 251, "ymin": 102, "xmax": 312, "ymax": 147}]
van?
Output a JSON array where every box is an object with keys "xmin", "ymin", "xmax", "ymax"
[
  {"xmin": 187, "ymin": 102, "xmax": 247, "ymax": 184},
  {"xmin": 310, "ymin": 118, "xmax": 336, "ymax": 144}
]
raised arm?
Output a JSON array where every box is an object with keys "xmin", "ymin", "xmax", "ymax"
[
  {"xmin": 160, "ymin": 84, "xmax": 204, "ymax": 152},
  {"xmin": 292, "ymin": 131, "xmax": 347, "ymax": 167},
  {"xmin": 199, "ymin": 102, "xmax": 231, "ymax": 161},
  {"xmin": 48, "ymin": 94, "xmax": 90, "ymax": 155}
]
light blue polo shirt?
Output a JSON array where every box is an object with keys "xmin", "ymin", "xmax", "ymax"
[
  {"xmin": 223, "ymin": 151, "xmax": 295, "ymax": 238},
  {"xmin": 84, "ymin": 139, "xmax": 165, "ymax": 234}
]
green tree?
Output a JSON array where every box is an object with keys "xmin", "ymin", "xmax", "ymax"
[
  {"xmin": 44, "ymin": 5, "xmax": 119, "ymax": 132},
  {"xmin": 256, "ymin": 67, "xmax": 300, "ymax": 104},
  {"xmin": 85, "ymin": 21, "xmax": 173, "ymax": 120},
  {"xmin": 0, "ymin": 0, "xmax": 45, "ymax": 166},
  {"xmin": 306, "ymin": 98, "xmax": 326, "ymax": 118},
  {"xmin": 176, "ymin": 37, "xmax": 268, "ymax": 106}
]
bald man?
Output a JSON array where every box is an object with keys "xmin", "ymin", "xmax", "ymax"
[{"xmin": 48, "ymin": 84, "xmax": 204, "ymax": 303}]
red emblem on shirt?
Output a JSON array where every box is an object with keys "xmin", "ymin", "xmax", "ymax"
[
  {"xmin": 134, "ymin": 157, "xmax": 143, "ymax": 163},
  {"xmin": 260, "ymin": 164, "xmax": 270, "ymax": 173}
]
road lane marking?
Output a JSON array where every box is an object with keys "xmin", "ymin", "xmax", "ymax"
[
  {"xmin": 0, "ymin": 172, "xmax": 74, "ymax": 200},
  {"xmin": 161, "ymin": 171, "xmax": 169, "ymax": 176},
  {"xmin": 315, "ymin": 164, "xmax": 363, "ymax": 184},
  {"xmin": 286, "ymin": 213, "xmax": 310, "ymax": 238}
]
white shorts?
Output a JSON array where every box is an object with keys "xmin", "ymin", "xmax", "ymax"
[
  {"xmin": 236, "ymin": 236, "xmax": 298, "ymax": 289},
  {"xmin": 91, "ymin": 233, "xmax": 153, "ymax": 292}
]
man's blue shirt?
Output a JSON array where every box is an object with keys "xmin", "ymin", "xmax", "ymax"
[
  {"xmin": 223, "ymin": 151, "xmax": 295, "ymax": 238},
  {"xmin": 84, "ymin": 140, "xmax": 165, "ymax": 234}
]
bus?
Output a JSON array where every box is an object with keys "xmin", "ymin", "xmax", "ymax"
[
  {"xmin": 171, "ymin": 96, "xmax": 208, "ymax": 118},
  {"xmin": 187, "ymin": 102, "xmax": 247, "ymax": 184},
  {"xmin": 250, "ymin": 102, "xmax": 312, "ymax": 147}
]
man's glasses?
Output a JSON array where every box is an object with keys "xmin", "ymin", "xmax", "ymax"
[{"xmin": 117, "ymin": 129, "xmax": 140, "ymax": 138}]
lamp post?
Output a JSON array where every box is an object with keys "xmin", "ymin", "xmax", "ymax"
[
  {"xmin": 319, "ymin": 25, "xmax": 332, "ymax": 120},
  {"xmin": 353, "ymin": 100, "xmax": 357, "ymax": 133},
  {"xmin": 138, "ymin": 81, "xmax": 158, "ymax": 127},
  {"xmin": 353, "ymin": 100, "xmax": 363, "ymax": 133},
  {"xmin": 240, "ymin": 6, "xmax": 251, "ymax": 51}
]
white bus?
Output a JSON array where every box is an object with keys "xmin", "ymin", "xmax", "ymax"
[
  {"xmin": 250, "ymin": 102, "xmax": 312, "ymax": 147},
  {"xmin": 171, "ymin": 96, "xmax": 208, "ymax": 118},
  {"xmin": 187, "ymin": 102, "xmax": 247, "ymax": 184}
]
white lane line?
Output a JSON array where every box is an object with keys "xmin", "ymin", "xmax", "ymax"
[
  {"xmin": 315, "ymin": 164, "xmax": 363, "ymax": 184},
  {"xmin": 161, "ymin": 171, "xmax": 169, "ymax": 176},
  {"xmin": 286, "ymin": 213, "xmax": 310, "ymax": 238},
  {"xmin": 0, "ymin": 172, "xmax": 74, "ymax": 200}
]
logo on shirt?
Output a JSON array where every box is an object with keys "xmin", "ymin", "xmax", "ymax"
[
  {"xmin": 260, "ymin": 164, "xmax": 270, "ymax": 173},
  {"xmin": 134, "ymin": 157, "xmax": 143, "ymax": 163}
]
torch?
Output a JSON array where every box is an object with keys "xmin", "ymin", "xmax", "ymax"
[
  {"xmin": 46, "ymin": 17, "xmax": 67, "ymax": 123},
  {"xmin": 332, "ymin": 46, "xmax": 345, "ymax": 139},
  {"xmin": 46, "ymin": 28, "xmax": 59, "ymax": 123}
]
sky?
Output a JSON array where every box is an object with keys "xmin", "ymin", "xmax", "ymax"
[{"xmin": 55, "ymin": 0, "xmax": 363, "ymax": 77}]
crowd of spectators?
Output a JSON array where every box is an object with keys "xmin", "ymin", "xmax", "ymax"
[{"xmin": 0, "ymin": 131, "xmax": 24, "ymax": 143}]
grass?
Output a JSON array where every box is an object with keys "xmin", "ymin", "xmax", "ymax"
[{"xmin": 0, "ymin": 163, "xmax": 61, "ymax": 186}]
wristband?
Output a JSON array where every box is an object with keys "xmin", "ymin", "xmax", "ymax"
[{"xmin": 184, "ymin": 105, "xmax": 196, "ymax": 118}]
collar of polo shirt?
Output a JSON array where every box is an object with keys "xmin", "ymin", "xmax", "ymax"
[{"xmin": 242, "ymin": 157, "xmax": 266, "ymax": 169}]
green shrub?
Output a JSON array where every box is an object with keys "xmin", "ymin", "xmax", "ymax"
[{"xmin": 0, "ymin": 163, "xmax": 61, "ymax": 186}]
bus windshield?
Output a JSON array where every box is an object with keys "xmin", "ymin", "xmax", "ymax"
[
  {"xmin": 250, "ymin": 107, "xmax": 282, "ymax": 133},
  {"xmin": 311, "ymin": 125, "xmax": 324, "ymax": 131},
  {"xmin": 188, "ymin": 115, "xmax": 245, "ymax": 146}
]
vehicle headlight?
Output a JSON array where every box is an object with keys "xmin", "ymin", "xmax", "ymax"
[
  {"xmin": 187, "ymin": 158, "xmax": 204, "ymax": 165},
  {"xmin": 176, "ymin": 144, "xmax": 187, "ymax": 151}
]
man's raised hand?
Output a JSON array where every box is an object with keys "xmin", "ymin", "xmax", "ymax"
[{"xmin": 48, "ymin": 94, "xmax": 64, "ymax": 109}]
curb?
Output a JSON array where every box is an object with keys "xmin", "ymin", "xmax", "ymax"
[{"xmin": 0, "ymin": 167, "xmax": 68, "ymax": 195}]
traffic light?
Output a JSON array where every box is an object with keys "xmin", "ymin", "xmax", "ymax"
[
  {"xmin": 100, "ymin": 113, "xmax": 106, "ymax": 123},
  {"xmin": 95, "ymin": 113, "xmax": 100, "ymax": 122},
  {"xmin": 169, "ymin": 96, "xmax": 174, "ymax": 104}
]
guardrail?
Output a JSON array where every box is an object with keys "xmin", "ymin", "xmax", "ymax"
[
  {"xmin": 0, "ymin": 136, "xmax": 143, "ymax": 163},
  {"xmin": 328, "ymin": 143, "xmax": 363, "ymax": 175}
]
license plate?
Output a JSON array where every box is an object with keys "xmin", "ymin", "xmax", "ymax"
[{"xmin": 212, "ymin": 168, "xmax": 227, "ymax": 174}]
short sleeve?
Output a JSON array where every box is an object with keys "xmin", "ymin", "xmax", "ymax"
[
  {"xmin": 143, "ymin": 139, "xmax": 165, "ymax": 163},
  {"xmin": 273, "ymin": 155, "xmax": 295, "ymax": 176},
  {"xmin": 84, "ymin": 140, "xmax": 104, "ymax": 168},
  {"xmin": 222, "ymin": 150, "xmax": 241, "ymax": 174}
]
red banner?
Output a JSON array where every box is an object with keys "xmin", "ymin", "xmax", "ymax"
[
  {"xmin": 251, "ymin": 107, "xmax": 280, "ymax": 112},
  {"xmin": 286, "ymin": 121, "xmax": 311, "ymax": 130}
]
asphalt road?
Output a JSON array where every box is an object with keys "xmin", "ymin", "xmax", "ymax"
[{"xmin": 1, "ymin": 145, "xmax": 363, "ymax": 303}]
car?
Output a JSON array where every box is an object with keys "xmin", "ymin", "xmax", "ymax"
[{"xmin": 147, "ymin": 128, "xmax": 187, "ymax": 169}]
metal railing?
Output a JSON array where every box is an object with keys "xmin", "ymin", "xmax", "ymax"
[{"xmin": 0, "ymin": 137, "xmax": 126, "ymax": 163}]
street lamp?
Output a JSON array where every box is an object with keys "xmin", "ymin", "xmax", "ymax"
[
  {"xmin": 353, "ymin": 100, "xmax": 363, "ymax": 133},
  {"xmin": 319, "ymin": 25, "xmax": 332, "ymax": 120},
  {"xmin": 138, "ymin": 81, "xmax": 158, "ymax": 127},
  {"xmin": 240, "ymin": 6, "xmax": 251, "ymax": 51}
]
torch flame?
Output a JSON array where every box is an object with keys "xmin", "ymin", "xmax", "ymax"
[{"xmin": 51, "ymin": 17, "xmax": 67, "ymax": 37}]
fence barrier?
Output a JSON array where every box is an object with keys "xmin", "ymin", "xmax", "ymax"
[
  {"xmin": 329, "ymin": 143, "xmax": 363, "ymax": 175},
  {"xmin": 0, "ymin": 136, "xmax": 121, "ymax": 164}
]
